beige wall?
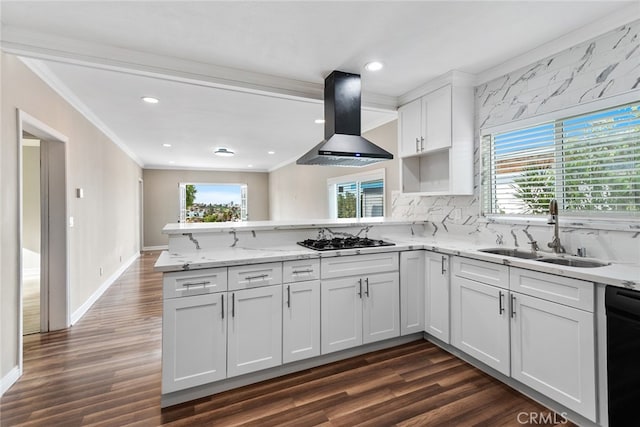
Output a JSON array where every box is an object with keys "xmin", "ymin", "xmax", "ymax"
[
  {"xmin": 269, "ymin": 120, "xmax": 399, "ymax": 220},
  {"xmin": 143, "ymin": 169, "xmax": 270, "ymax": 248},
  {"xmin": 1, "ymin": 53, "xmax": 142, "ymax": 382},
  {"xmin": 22, "ymin": 145, "xmax": 41, "ymax": 257}
]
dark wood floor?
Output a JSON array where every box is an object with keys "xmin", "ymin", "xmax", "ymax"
[{"xmin": 1, "ymin": 251, "xmax": 571, "ymax": 426}]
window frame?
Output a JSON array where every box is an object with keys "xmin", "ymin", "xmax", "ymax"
[
  {"xmin": 327, "ymin": 169, "xmax": 386, "ymax": 219},
  {"xmin": 480, "ymin": 91, "xmax": 640, "ymax": 228},
  {"xmin": 178, "ymin": 182, "xmax": 248, "ymax": 223}
]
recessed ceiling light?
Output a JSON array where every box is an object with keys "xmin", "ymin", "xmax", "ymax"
[
  {"xmin": 315, "ymin": 119, "xmax": 325, "ymax": 124},
  {"xmin": 247, "ymin": 164, "xmax": 253, "ymax": 168},
  {"xmin": 169, "ymin": 161, "xmax": 175, "ymax": 164},
  {"xmin": 214, "ymin": 147, "xmax": 235, "ymax": 157},
  {"xmin": 268, "ymin": 151, "xmax": 275, "ymax": 155},
  {"xmin": 141, "ymin": 96, "xmax": 159, "ymax": 104},
  {"xmin": 364, "ymin": 61, "xmax": 384, "ymax": 72},
  {"xmin": 162, "ymin": 143, "xmax": 172, "ymax": 147}
]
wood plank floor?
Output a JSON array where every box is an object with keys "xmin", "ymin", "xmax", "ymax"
[{"xmin": 1, "ymin": 251, "xmax": 572, "ymax": 426}]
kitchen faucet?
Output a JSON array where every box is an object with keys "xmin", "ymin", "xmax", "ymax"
[{"xmin": 546, "ymin": 199, "xmax": 565, "ymax": 253}]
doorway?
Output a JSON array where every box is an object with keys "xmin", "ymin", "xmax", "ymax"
[{"xmin": 18, "ymin": 110, "xmax": 69, "ymax": 369}]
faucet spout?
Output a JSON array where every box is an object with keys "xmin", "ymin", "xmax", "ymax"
[{"xmin": 546, "ymin": 199, "xmax": 565, "ymax": 253}]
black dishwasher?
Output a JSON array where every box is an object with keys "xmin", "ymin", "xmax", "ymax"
[{"xmin": 605, "ymin": 286, "xmax": 640, "ymax": 426}]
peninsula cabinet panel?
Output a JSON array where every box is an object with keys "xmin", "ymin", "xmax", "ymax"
[
  {"xmin": 162, "ymin": 293, "xmax": 227, "ymax": 393},
  {"xmin": 227, "ymin": 285, "xmax": 282, "ymax": 377},
  {"xmin": 510, "ymin": 292, "xmax": 596, "ymax": 421},
  {"xmin": 425, "ymin": 252, "xmax": 450, "ymax": 343},
  {"xmin": 363, "ymin": 272, "xmax": 400, "ymax": 344},
  {"xmin": 400, "ymin": 251, "xmax": 425, "ymax": 335},
  {"xmin": 283, "ymin": 280, "xmax": 321, "ymax": 363},
  {"xmin": 321, "ymin": 277, "xmax": 363, "ymax": 354},
  {"xmin": 451, "ymin": 276, "xmax": 510, "ymax": 376}
]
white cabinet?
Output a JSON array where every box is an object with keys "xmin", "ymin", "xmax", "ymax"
[
  {"xmin": 321, "ymin": 272, "xmax": 400, "ymax": 354},
  {"xmin": 162, "ymin": 293, "xmax": 227, "ymax": 393},
  {"xmin": 283, "ymin": 280, "xmax": 320, "ymax": 363},
  {"xmin": 451, "ymin": 275, "xmax": 510, "ymax": 376},
  {"xmin": 227, "ymin": 284, "xmax": 282, "ymax": 377},
  {"xmin": 398, "ymin": 78, "xmax": 474, "ymax": 195},
  {"xmin": 424, "ymin": 251, "xmax": 450, "ymax": 343},
  {"xmin": 400, "ymin": 251, "xmax": 425, "ymax": 335}
]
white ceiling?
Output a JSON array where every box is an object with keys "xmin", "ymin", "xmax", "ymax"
[{"xmin": 1, "ymin": 1, "xmax": 636, "ymax": 171}]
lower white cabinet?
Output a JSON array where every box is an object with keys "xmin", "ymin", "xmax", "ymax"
[
  {"xmin": 424, "ymin": 251, "xmax": 450, "ymax": 343},
  {"xmin": 321, "ymin": 272, "xmax": 399, "ymax": 354},
  {"xmin": 511, "ymin": 291, "xmax": 596, "ymax": 421},
  {"xmin": 227, "ymin": 284, "xmax": 283, "ymax": 377},
  {"xmin": 451, "ymin": 276, "xmax": 510, "ymax": 376},
  {"xmin": 283, "ymin": 280, "xmax": 320, "ymax": 363},
  {"xmin": 162, "ymin": 293, "xmax": 227, "ymax": 393},
  {"xmin": 400, "ymin": 251, "xmax": 425, "ymax": 335}
]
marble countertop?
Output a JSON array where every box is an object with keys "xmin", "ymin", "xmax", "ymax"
[
  {"xmin": 162, "ymin": 218, "xmax": 425, "ymax": 235},
  {"xmin": 154, "ymin": 236, "xmax": 640, "ymax": 290}
]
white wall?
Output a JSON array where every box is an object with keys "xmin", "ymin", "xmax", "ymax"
[{"xmin": 269, "ymin": 120, "xmax": 399, "ymax": 220}]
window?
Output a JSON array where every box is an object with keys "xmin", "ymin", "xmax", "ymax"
[
  {"xmin": 328, "ymin": 170, "xmax": 385, "ymax": 219},
  {"xmin": 482, "ymin": 101, "xmax": 639, "ymax": 218},
  {"xmin": 179, "ymin": 183, "xmax": 247, "ymax": 223}
]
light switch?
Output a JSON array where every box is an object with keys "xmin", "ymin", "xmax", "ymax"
[
  {"xmin": 69, "ymin": 216, "xmax": 74, "ymax": 228},
  {"xmin": 76, "ymin": 188, "xmax": 84, "ymax": 199}
]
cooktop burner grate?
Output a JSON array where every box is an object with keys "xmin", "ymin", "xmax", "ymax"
[{"xmin": 297, "ymin": 237, "xmax": 395, "ymax": 251}]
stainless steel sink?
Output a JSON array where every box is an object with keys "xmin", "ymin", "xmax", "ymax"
[
  {"xmin": 478, "ymin": 248, "xmax": 542, "ymax": 260},
  {"xmin": 537, "ymin": 257, "xmax": 611, "ymax": 268}
]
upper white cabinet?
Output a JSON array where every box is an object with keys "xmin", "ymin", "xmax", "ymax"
[
  {"xmin": 398, "ymin": 72, "xmax": 474, "ymax": 195},
  {"xmin": 424, "ymin": 251, "xmax": 450, "ymax": 343},
  {"xmin": 400, "ymin": 251, "xmax": 425, "ymax": 335}
]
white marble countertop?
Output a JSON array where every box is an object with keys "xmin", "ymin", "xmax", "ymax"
[
  {"xmin": 154, "ymin": 236, "xmax": 640, "ymax": 290},
  {"xmin": 162, "ymin": 218, "xmax": 426, "ymax": 235}
]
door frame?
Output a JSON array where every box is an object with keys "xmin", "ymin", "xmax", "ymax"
[{"xmin": 17, "ymin": 109, "xmax": 70, "ymax": 369}]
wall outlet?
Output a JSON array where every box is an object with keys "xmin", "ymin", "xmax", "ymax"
[{"xmin": 450, "ymin": 208, "xmax": 462, "ymax": 221}]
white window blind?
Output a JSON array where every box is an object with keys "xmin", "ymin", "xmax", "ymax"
[
  {"xmin": 482, "ymin": 102, "xmax": 640, "ymax": 217},
  {"xmin": 329, "ymin": 169, "xmax": 385, "ymax": 219}
]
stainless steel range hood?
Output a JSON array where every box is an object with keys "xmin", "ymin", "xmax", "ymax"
[{"xmin": 297, "ymin": 70, "xmax": 393, "ymax": 166}]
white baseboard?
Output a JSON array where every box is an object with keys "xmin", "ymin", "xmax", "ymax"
[
  {"xmin": 0, "ymin": 366, "xmax": 21, "ymax": 397},
  {"xmin": 143, "ymin": 245, "xmax": 168, "ymax": 251},
  {"xmin": 70, "ymin": 252, "xmax": 140, "ymax": 325}
]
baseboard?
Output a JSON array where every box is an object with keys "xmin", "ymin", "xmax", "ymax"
[
  {"xmin": 0, "ymin": 366, "xmax": 21, "ymax": 396},
  {"xmin": 143, "ymin": 245, "xmax": 168, "ymax": 251},
  {"xmin": 70, "ymin": 252, "xmax": 140, "ymax": 325}
]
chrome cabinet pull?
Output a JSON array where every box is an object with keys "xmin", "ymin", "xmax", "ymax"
[
  {"xmin": 498, "ymin": 291, "xmax": 504, "ymax": 315},
  {"xmin": 420, "ymin": 136, "xmax": 424, "ymax": 151},
  {"xmin": 232, "ymin": 293, "xmax": 235, "ymax": 317},
  {"xmin": 365, "ymin": 277, "xmax": 370, "ymax": 297},
  {"xmin": 221, "ymin": 294, "xmax": 225, "ymax": 319},
  {"xmin": 415, "ymin": 137, "xmax": 420, "ymax": 152},
  {"xmin": 441, "ymin": 256, "xmax": 447, "ymax": 275},
  {"xmin": 292, "ymin": 269, "xmax": 313, "ymax": 274},
  {"xmin": 245, "ymin": 273, "xmax": 268, "ymax": 281},
  {"xmin": 358, "ymin": 278, "xmax": 363, "ymax": 298},
  {"xmin": 287, "ymin": 285, "xmax": 291, "ymax": 308},
  {"xmin": 181, "ymin": 280, "xmax": 210, "ymax": 288},
  {"xmin": 510, "ymin": 294, "xmax": 516, "ymax": 318}
]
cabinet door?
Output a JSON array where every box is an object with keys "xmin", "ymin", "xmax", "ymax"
[
  {"xmin": 398, "ymin": 98, "xmax": 422, "ymax": 157},
  {"xmin": 363, "ymin": 272, "xmax": 400, "ymax": 344},
  {"xmin": 451, "ymin": 276, "xmax": 510, "ymax": 375},
  {"xmin": 162, "ymin": 293, "xmax": 226, "ymax": 393},
  {"xmin": 423, "ymin": 85, "xmax": 452, "ymax": 151},
  {"xmin": 511, "ymin": 292, "xmax": 596, "ymax": 421},
  {"xmin": 425, "ymin": 252, "xmax": 450, "ymax": 343},
  {"xmin": 283, "ymin": 280, "xmax": 320, "ymax": 363},
  {"xmin": 400, "ymin": 251, "xmax": 425, "ymax": 335},
  {"xmin": 227, "ymin": 285, "xmax": 282, "ymax": 377},
  {"xmin": 321, "ymin": 277, "xmax": 363, "ymax": 354}
]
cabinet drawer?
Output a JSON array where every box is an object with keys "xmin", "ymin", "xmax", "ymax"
[
  {"xmin": 283, "ymin": 259, "xmax": 320, "ymax": 283},
  {"xmin": 228, "ymin": 262, "xmax": 283, "ymax": 290},
  {"xmin": 163, "ymin": 268, "xmax": 228, "ymax": 299},
  {"xmin": 452, "ymin": 257, "xmax": 509, "ymax": 289},
  {"xmin": 510, "ymin": 268, "xmax": 594, "ymax": 312},
  {"xmin": 321, "ymin": 252, "xmax": 399, "ymax": 279}
]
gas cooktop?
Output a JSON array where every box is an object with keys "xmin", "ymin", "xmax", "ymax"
[{"xmin": 297, "ymin": 237, "xmax": 395, "ymax": 251}]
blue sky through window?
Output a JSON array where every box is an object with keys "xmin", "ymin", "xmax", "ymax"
[{"xmin": 193, "ymin": 184, "xmax": 241, "ymax": 205}]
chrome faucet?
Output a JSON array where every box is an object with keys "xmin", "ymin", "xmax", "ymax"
[{"xmin": 547, "ymin": 199, "xmax": 565, "ymax": 253}]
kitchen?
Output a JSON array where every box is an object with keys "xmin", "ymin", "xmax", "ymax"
[{"xmin": 1, "ymin": 1, "xmax": 639, "ymax": 426}]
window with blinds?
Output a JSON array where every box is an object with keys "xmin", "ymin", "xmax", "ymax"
[
  {"xmin": 332, "ymin": 172, "xmax": 385, "ymax": 219},
  {"xmin": 482, "ymin": 102, "xmax": 640, "ymax": 217}
]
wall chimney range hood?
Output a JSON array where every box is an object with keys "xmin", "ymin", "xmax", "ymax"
[{"xmin": 297, "ymin": 70, "xmax": 393, "ymax": 166}]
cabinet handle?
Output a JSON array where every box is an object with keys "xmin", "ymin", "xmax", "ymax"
[
  {"xmin": 181, "ymin": 280, "xmax": 210, "ymax": 288},
  {"xmin": 415, "ymin": 137, "xmax": 420, "ymax": 153},
  {"xmin": 498, "ymin": 291, "xmax": 504, "ymax": 315},
  {"xmin": 221, "ymin": 294, "xmax": 225, "ymax": 319},
  {"xmin": 245, "ymin": 274, "xmax": 268, "ymax": 281},
  {"xmin": 232, "ymin": 293, "xmax": 235, "ymax": 317},
  {"xmin": 510, "ymin": 294, "xmax": 516, "ymax": 318},
  {"xmin": 292, "ymin": 269, "xmax": 313, "ymax": 274},
  {"xmin": 420, "ymin": 136, "xmax": 424, "ymax": 151},
  {"xmin": 365, "ymin": 277, "xmax": 370, "ymax": 297},
  {"xmin": 286, "ymin": 285, "xmax": 291, "ymax": 308},
  {"xmin": 441, "ymin": 256, "xmax": 447, "ymax": 275},
  {"xmin": 358, "ymin": 278, "xmax": 363, "ymax": 298}
]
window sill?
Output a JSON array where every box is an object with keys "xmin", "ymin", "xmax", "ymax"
[{"xmin": 480, "ymin": 215, "xmax": 640, "ymax": 233}]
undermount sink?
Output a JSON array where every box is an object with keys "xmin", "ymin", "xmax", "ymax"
[
  {"xmin": 478, "ymin": 248, "xmax": 542, "ymax": 260},
  {"xmin": 536, "ymin": 257, "xmax": 611, "ymax": 268}
]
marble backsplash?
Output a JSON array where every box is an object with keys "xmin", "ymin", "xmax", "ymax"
[{"xmin": 392, "ymin": 20, "xmax": 640, "ymax": 265}]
